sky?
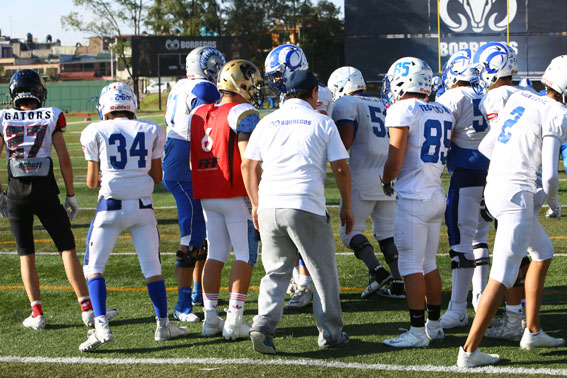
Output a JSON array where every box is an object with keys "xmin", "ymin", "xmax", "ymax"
[{"xmin": 2, "ymin": 0, "xmax": 344, "ymax": 47}]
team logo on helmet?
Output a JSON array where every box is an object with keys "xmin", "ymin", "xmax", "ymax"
[{"xmin": 440, "ymin": 0, "xmax": 517, "ymax": 33}]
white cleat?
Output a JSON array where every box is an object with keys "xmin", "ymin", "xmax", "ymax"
[
  {"xmin": 155, "ymin": 317, "xmax": 188, "ymax": 341},
  {"xmin": 83, "ymin": 308, "xmax": 120, "ymax": 327},
  {"xmin": 222, "ymin": 313, "xmax": 251, "ymax": 340},
  {"xmin": 425, "ymin": 320, "xmax": 445, "ymax": 341},
  {"xmin": 440, "ymin": 310, "xmax": 468, "ymax": 329},
  {"xmin": 79, "ymin": 316, "xmax": 113, "ymax": 352},
  {"xmin": 285, "ymin": 285, "xmax": 312, "ymax": 309},
  {"xmin": 287, "ymin": 277, "xmax": 298, "ymax": 295},
  {"xmin": 457, "ymin": 346, "xmax": 500, "ymax": 368},
  {"xmin": 202, "ymin": 316, "xmax": 225, "ymax": 337},
  {"xmin": 22, "ymin": 313, "xmax": 45, "ymax": 330},
  {"xmin": 485, "ymin": 311, "xmax": 523, "ymax": 341},
  {"xmin": 520, "ymin": 328, "xmax": 565, "ymax": 350},
  {"xmin": 384, "ymin": 327, "xmax": 429, "ymax": 348},
  {"xmin": 173, "ymin": 310, "xmax": 200, "ymax": 323}
]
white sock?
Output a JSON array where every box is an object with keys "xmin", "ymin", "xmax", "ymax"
[
  {"xmin": 228, "ymin": 292, "xmax": 246, "ymax": 318},
  {"xmin": 506, "ymin": 304, "xmax": 522, "ymax": 315},
  {"xmin": 297, "ymin": 274, "xmax": 312, "ymax": 287}
]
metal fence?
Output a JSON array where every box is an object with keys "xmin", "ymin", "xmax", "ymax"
[{"xmin": 0, "ymin": 80, "xmax": 112, "ymax": 112}]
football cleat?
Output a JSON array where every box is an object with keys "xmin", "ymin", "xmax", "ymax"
[
  {"xmin": 457, "ymin": 346, "xmax": 500, "ymax": 368},
  {"xmin": 485, "ymin": 311, "xmax": 523, "ymax": 341},
  {"xmin": 250, "ymin": 330, "xmax": 276, "ymax": 354},
  {"xmin": 425, "ymin": 320, "xmax": 445, "ymax": 341},
  {"xmin": 377, "ymin": 280, "xmax": 406, "ymax": 299},
  {"xmin": 79, "ymin": 316, "xmax": 113, "ymax": 352},
  {"xmin": 155, "ymin": 317, "xmax": 188, "ymax": 341},
  {"xmin": 287, "ymin": 277, "xmax": 298, "ymax": 295},
  {"xmin": 222, "ymin": 313, "xmax": 251, "ymax": 341},
  {"xmin": 83, "ymin": 308, "xmax": 120, "ymax": 327},
  {"xmin": 173, "ymin": 310, "xmax": 200, "ymax": 323},
  {"xmin": 361, "ymin": 266, "xmax": 392, "ymax": 298},
  {"xmin": 320, "ymin": 332, "xmax": 350, "ymax": 349},
  {"xmin": 384, "ymin": 327, "xmax": 430, "ymax": 348},
  {"xmin": 520, "ymin": 328, "xmax": 565, "ymax": 350},
  {"xmin": 202, "ymin": 316, "xmax": 225, "ymax": 337},
  {"xmin": 191, "ymin": 285, "xmax": 203, "ymax": 307},
  {"xmin": 285, "ymin": 285, "xmax": 312, "ymax": 309},
  {"xmin": 440, "ymin": 301, "xmax": 468, "ymax": 329},
  {"xmin": 22, "ymin": 313, "xmax": 45, "ymax": 330}
]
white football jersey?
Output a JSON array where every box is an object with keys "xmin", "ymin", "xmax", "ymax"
[
  {"xmin": 479, "ymin": 85, "xmax": 519, "ymax": 126},
  {"xmin": 437, "ymin": 86, "xmax": 488, "ymax": 150},
  {"xmin": 165, "ymin": 78, "xmax": 216, "ymax": 141},
  {"xmin": 316, "ymin": 84, "xmax": 333, "ymax": 115},
  {"xmin": 385, "ymin": 99, "xmax": 454, "ymax": 200},
  {"xmin": 332, "ymin": 94, "xmax": 389, "ymax": 200},
  {"xmin": 484, "ymin": 91, "xmax": 567, "ymax": 193},
  {"xmin": 0, "ymin": 107, "xmax": 65, "ymax": 159},
  {"xmin": 81, "ymin": 118, "xmax": 166, "ymax": 200}
]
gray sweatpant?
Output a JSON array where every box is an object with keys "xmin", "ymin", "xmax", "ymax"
[{"xmin": 251, "ymin": 208, "xmax": 346, "ymax": 348}]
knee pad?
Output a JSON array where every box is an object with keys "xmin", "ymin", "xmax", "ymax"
[
  {"xmin": 449, "ymin": 249, "xmax": 476, "ymax": 269},
  {"xmin": 196, "ymin": 241, "xmax": 208, "ymax": 261},
  {"xmin": 378, "ymin": 237, "xmax": 398, "ymax": 264},
  {"xmin": 175, "ymin": 247, "xmax": 197, "ymax": 268},
  {"xmin": 349, "ymin": 234, "xmax": 374, "ymax": 260},
  {"xmin": 472, "ymin": 243, "xmax": 488, "ymax": 250}
]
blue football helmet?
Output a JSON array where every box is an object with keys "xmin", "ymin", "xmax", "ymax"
[
  {"xmin": 442, "ymin": 48, "xmax": 474, "ymax": 90},
  {"xmin": 470, "ymin": 42, "xmax": 518, "ymax": 94},
  {"xmin": 264, "ymin": 44, "xmax": 308, "ymax": 95}
]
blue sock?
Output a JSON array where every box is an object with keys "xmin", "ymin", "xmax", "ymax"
[
  {"xmin": 87, "ymin": 276, "xmax": 107, "ymax": 318},
  {"xmin": 175, "ymin": 287, "xmax": 193, "ymax": 314},
  {"xmin": 147, "ymin": 280, "xmax": 168, "ymax": 319}
]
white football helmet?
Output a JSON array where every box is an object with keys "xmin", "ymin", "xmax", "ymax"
[
  {"xmin": 327, "ymin": 66, "xmax": 366, "ymax": 100},
  {"xmin": 264, "ymin": 44, "xmax": 309, "ymax": 95},
  {"xmin": 185, "ymin": 47, "xmax": 226, "ymax": 83},
  {"xmin": 518, "ymin": 78, "xmax": 533, "ymax": 88},
  {"xmin": 470, "ymin": 42, "xmax": 518, "ymax": 94},
  {"xmin": 382, "ymin": 57, "xmax": 433, "ymax": 105},
  {"xmin": 442, "ymin": 48, "xmax": 474, "ymax": 90},
  {"xmin": 541, "ymin": 55, "xmax": 567, "ymax": 96},
  {"xmin": 432, "ymin": 76, "xmax": 443, "ymax": 92},
  {"xmin": 97, "ymin": 82, "xmax": 137, "ymax": 120}
]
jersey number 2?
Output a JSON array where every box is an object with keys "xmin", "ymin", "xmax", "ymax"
[{"xmin": 109, "ymin": 132, "xmax": 148, "ymax": 169}]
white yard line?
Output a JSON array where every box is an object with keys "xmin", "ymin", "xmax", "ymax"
[{"xmin": 0, "ymin": 356, "xmax": 565, "ymax": 376}]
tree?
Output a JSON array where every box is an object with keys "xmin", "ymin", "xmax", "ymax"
[
  {"xmin": 61, "ymin": 0, "xmax": 146, "ymax": 95},
  {"xmin": 146, "ymin": 0, "xmax": 223, "ymax": 36},
  {"xmin": 298, "ymin": 0, "xmax": 344, "ymax": 81}
]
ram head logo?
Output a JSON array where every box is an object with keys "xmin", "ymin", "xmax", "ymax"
[{"xmin": 440, "ymin": 0, "xmax": 517, "ymax": 33}]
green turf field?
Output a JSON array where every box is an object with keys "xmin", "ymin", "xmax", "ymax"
[{"xmin": 0, "ymin": 112, "xmax": 566, "ymax": 377}]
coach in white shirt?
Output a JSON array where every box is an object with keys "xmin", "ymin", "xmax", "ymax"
[{"xmin": 242, "ymin": 70, "xmax": 353, "ymax": 354}]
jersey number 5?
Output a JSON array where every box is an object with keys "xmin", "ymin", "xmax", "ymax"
[{"xmin": 109, "ymin": 132, "xmax": 148, "ymax": 169}]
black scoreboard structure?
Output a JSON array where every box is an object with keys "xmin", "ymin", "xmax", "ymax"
[
  {"xmin": 132, "ymin": 36, "xmax": 248, "ymax": 77},
  {"xmin": 345, "ymin": 0, "xmax": 567, "ymax": 82}
]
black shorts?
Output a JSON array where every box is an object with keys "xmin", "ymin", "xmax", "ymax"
[{"xmin": 8, "ymin": 193, "xmax": 76, "ymax": 255}]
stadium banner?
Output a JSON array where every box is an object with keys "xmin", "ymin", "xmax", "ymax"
[
  {"xmin": 345, "ymin": 0, "xmax": 567, "ymax": 81},
  {"xmin": 132, "ymin": 36, "xmax": 248, "ymax": 77}
]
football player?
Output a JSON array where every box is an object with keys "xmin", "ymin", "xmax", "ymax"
[
  {"xmin": 471, "ymin": 42, "xmax": 527, "ymax": 341},
  {"xmin": 327, "ymin": 66, "xmax": 400, "ymax": 299},
  {"xmin": 457, "ymin": 55, "xmax": 567, "ymax": 368},
  {"xmin": 264, "ymin": 43, "xmax": 333, "ymax": 308},
  {"xmin": 79, "ymin": 83, "xmax": 187, "ymax": 352},
  {"xmin": 190, "ymin": 59, "xmax": 262, "ymax": 340},
  {"xmin": 163, "ymin": 47, "xmax": 226, "ymax": 322},
  {"xmin": 436, "ymin": 49, "xmax": 490, "ymax": 329},
  {"xmin": 381, "ymin": 57, "xmax": 454, "ymax": 348},
  {"xmin": 0, "ymin": 69, "xmax": 94, "ymax": 331}
]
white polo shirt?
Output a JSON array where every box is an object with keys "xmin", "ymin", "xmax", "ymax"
[{"xmin": 244, "ymin": 98, "xmax": 348, "ymax": 216}]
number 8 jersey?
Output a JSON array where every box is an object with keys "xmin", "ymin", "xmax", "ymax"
[
  {"xmin": 385, "ymin": 99, "xmax": 454, "ymax": 200},
  {"xmin": 81, "ymin": 118, "xmax": 166, "ymax": 200}
]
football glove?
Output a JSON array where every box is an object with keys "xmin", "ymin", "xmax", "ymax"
[
  {"xmin": 380, "ymin": 177, "xmax": 394, "ymax": 197},
  {"xmin": 65, "ymin": 195, "xmax": 79, "ymax": 220},
  {"xmin": 0, "ymin": 191, "xmax": 8, "ymax": 217},
  {"xmin": 547, "ymin": 197, "xmax": 561, "ymax": 221}
]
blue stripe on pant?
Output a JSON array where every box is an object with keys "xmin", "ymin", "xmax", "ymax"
[{"xmin": 162, "ymin": 179, "xmax": 206, "ymax": 247}]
